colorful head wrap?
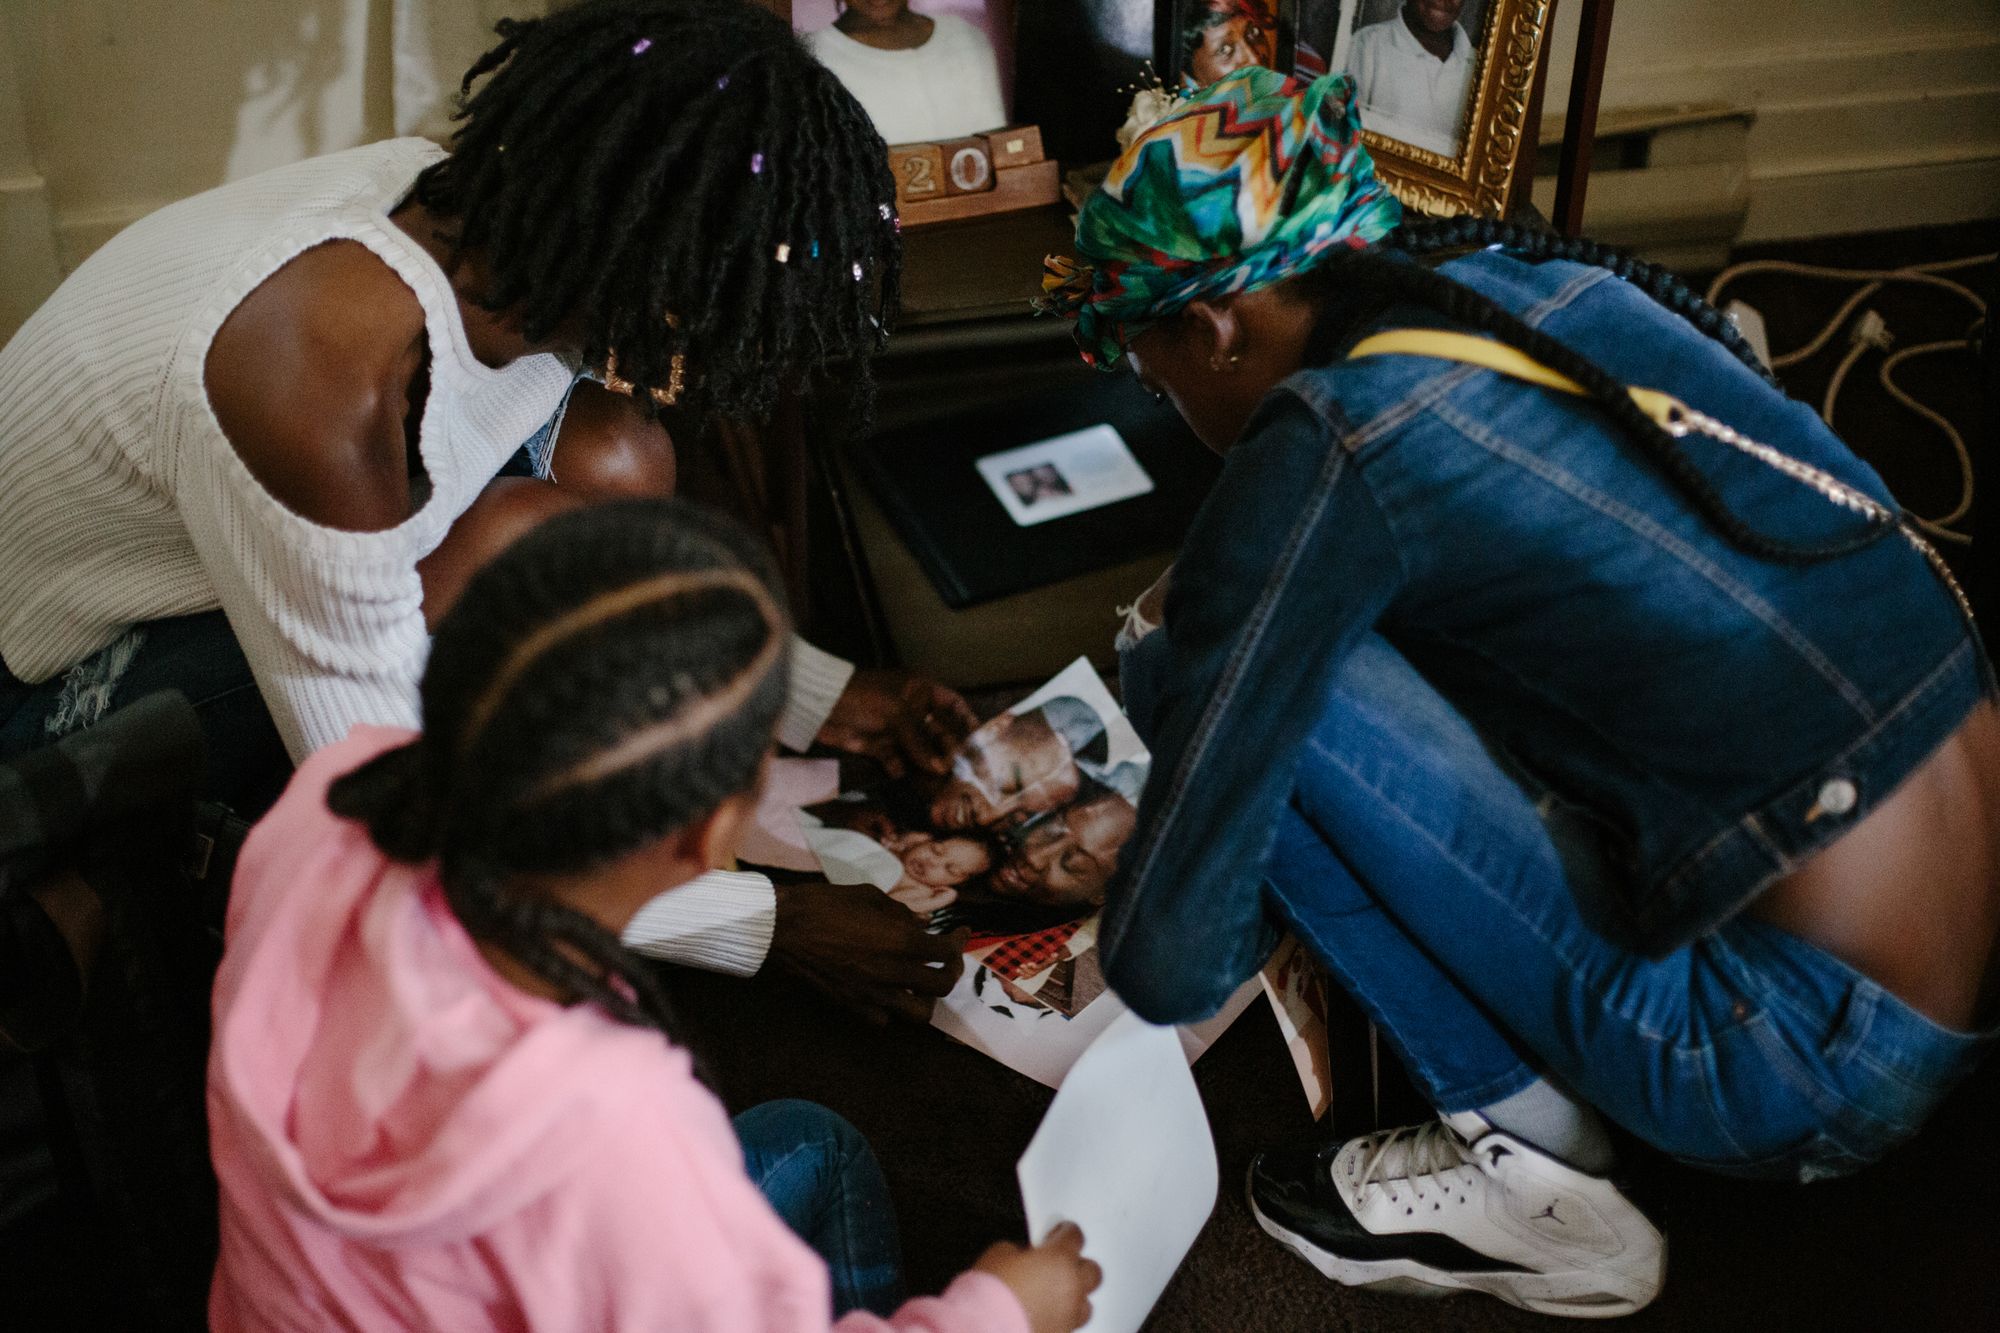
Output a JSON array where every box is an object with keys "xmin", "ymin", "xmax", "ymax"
[{"xmin": 1038, "ymin": 67, "xmax": 1402, "ymax": 369}]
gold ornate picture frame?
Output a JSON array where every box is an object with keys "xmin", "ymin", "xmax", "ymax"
[{"xmin": 1312, "ymin": 0, "xmax": 1552, "ymax": 218}]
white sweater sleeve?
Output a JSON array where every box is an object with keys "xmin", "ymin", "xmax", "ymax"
[
  {"xmin": 176, "ymin": 433, "xmax": 433, "ymax": 762},
  {"xmin": 619, "ymin": 640, "xmax": 857, "ymax": 977},
  {"xmin": 623, "ymin": 870, "xmax": 777, "ymax": 977},
  {"xmin": 778, "ymin": 635, "xmax": 855, "ymax": 753}
]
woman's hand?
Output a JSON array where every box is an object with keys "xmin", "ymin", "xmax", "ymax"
[
  {"xmin": 816, "ymin": 670, "xmax": 979, "ymax": 778},
  {"xmin": 769, "ymin": 881, "xmax": 968, "ymax": 1025},
  {"xmin": 972, "ymin": 1222, "xmax": 1102, "ymax": 1333}
]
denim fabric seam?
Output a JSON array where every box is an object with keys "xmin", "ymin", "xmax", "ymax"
[
  {"xmin": 1740, "ymin": 921, "xmax": 1987, "ymax": 1100},
  {"xmin": 1332, "ymin": 361, "xmax": 1483, "ymax": 453},
  {"xmin": 1737, "ymin": 813, "xmax": 1787, "ymax": 865},
  {"xmin": 1742, "ymin": 1007, "xmax": 1908, "ymax": 1140},
  {"xmin": 1822, "ymin": 978, "xmax": 1879, "ymax": 1068},
  {"xmin": 1657, "ymin": 637, "xmax": 1978, "ymax": 902},
  {"xmin": 179, "ymin": 678, "xmax": 267, "ymax": 715},
  {"xmin": 1293, "ymin": 265, "xmax": 1613, "ymax": 453},
  {"xmin": 1260, "ymin": 870, "xmax": 1540, "ymax": 1112},
  {"xmin": 1106, "ymin": 425, "xmax": 1360, "ymax": 954},
  {"xmin": 1848, "ymin": 1040, "xmax": 1974, "ymax": 1103},
  {"xmin": 1424, "ymin": 394, "xmax": 1878, "ymax": 721},
  {"xmin": 1704, "ymin": 934, "xmax": 1923, "ymax": 1140},
  {"xmin": 1302, "ymin": 730, "xmax": 1705, "ymax": 1051},
  {"xmin": 1684, "ymin": 1041, "xmax": 1759, "ymax": 1163}
]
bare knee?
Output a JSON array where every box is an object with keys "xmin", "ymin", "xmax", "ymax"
[{"xmin": 550, "ymin": 379, "xmax": 677, "ymax": 499}]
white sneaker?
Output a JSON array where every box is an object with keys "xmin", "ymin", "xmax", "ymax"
[{"xmin": 1247, "ymin": 1112, "xmax": 1666, "ymax": 1318}]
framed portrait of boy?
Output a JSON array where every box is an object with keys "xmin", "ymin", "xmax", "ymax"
[{"xmin": 1167, "ymin": 1, "xmax": 1553, "ymax": 219}]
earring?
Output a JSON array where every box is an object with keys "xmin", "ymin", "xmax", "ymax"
[
  {"xmin": 1211, "ymin": 352, "xmax": 1242, "ymax": 372},
  {"xmin": 600, "ymin": 312, "xmax": 688, "ymax": 408},
  {"xmin": 601, "ymin": 348, "xmax": 686, "ymax": 407}
]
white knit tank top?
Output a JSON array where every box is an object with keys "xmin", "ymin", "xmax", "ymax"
[{"xmin": 0, "ymin": 139, "xmax": 573, "ymax": 760}]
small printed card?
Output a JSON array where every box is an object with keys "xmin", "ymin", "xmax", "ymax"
[{"xmin": 975, "ymin": 424, "xmax": 1155, "ymax": 528}]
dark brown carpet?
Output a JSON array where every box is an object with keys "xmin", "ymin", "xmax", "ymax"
[{"xmin": 677, "ymin": 959, "xmax": 2000, "ymax": 1332}]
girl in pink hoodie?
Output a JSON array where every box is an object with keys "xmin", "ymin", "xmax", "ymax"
[{"xmin": 207, "ymin": 500, "xmax": 1099, "ymax": 1332}]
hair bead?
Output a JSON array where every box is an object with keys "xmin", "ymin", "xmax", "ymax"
[{"xmin": 404, "ymin": 0, "xmax": 901, "ymax": 428}]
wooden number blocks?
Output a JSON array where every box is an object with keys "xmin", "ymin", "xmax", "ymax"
[{"xmin": 889, "ymin": 125, "xmax": 1061, "ymax": 229}]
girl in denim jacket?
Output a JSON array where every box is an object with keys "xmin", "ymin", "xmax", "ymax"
[{"xmin": 1044, "ymin": 67, "xmax": 1998, "ymax": 1318}]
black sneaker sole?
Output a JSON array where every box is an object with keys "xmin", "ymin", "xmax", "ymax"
[{"xmin": 1247, "ymin": 1179, "xmax": 1655, "ymax": 1319}]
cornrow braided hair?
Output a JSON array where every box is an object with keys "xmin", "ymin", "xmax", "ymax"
[
  {"xmin": 327, "ymin": 499, "xmax": 793, "ymax": 1035},
  {"xmin": 1297, "ymin": 216, "xmax": 1892, "ymax": 565},
  {"xmin": 410, "ymin": 0, "xmax": 900, "ymax": 428}
]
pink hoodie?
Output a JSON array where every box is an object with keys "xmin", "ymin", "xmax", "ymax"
[{"xmin": 208, "ymin": 727, "xmax": 1028, "ymax": 1333}]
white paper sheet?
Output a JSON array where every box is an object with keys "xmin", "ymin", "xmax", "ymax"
[
  {"xmin": 740, "ymin": 758, "xmax": 841, "ymax": 872},
  {"xmin": 975, "ymin": 424, "xmax": 1155, "ymax": 527},
  {"xmin": 1017, "ymin": 1011, "xmax": 1219, "ymax": 1333}
]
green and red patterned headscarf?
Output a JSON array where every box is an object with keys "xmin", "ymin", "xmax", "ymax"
[{"xmin": 1039, "ymin": 67, "xmax": 1402, "ymax": 369}]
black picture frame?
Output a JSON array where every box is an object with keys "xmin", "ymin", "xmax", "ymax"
[{"xmin": 1011, "ymin": 0, "xmax": 1170, "ymax": 167}]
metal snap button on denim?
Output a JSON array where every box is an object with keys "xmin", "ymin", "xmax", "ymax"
[{"xmin": 1816, "ymin": 778, "xmax": 1859, "ymax": 817}]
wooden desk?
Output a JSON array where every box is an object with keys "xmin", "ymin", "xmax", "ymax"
[{"xmin": 896, "ymin": 204, "xmax": 1078, "ymax": 331}]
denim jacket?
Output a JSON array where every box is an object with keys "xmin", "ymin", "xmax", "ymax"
[{"xmin": 1106, "ymin": 250, "xmax": 1990, "ymax": 1025}]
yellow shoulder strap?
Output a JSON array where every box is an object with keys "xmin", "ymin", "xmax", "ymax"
[{"xmin": 1345, "ymin": 329, "xmax": 1686, "ymax": 432}]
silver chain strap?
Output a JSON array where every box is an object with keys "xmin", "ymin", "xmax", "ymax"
[{"xmin": 1660, "ymin": 403, "xmax": 1977, "ymax": 627}]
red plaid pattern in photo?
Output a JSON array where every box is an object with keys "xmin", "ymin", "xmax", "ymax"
[{"xmin": 977, "ymin": 920, "xmax": 1084, "ymax": 981}]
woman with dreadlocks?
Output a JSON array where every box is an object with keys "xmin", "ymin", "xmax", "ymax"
[
  {"xmin": 207, "ymin": 498, "xmax": 1100, "ymax": 1332},
  {"xmin": 0, "ymin": 0, "xmax": 974, "ymax": 1019},
  {"xmin": 1042, "ymin": 68, "xmax": 1998, "ymax": 1317}
]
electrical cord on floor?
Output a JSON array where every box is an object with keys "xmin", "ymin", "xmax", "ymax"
[{"xmin": 1706, "ymin": 254, "xmax": 1993, "ymax": 546}]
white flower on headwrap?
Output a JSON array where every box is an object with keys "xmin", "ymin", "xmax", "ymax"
[{"xmin": 1116, "ymin": 85, "xmax": 1185, "ymax": 153}]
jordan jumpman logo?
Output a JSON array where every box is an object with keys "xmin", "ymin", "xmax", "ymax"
[{"xmin": 1532, "ymin": 1203, "xmax": 1565, "ymax": 1225}]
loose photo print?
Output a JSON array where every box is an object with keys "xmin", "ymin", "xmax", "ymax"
[
  {"xmin": 797, "ymin": 658, "xmax": 1159, "ymax": 1083},
  {"xmin": 801, "ymin": 657, "xmax": 1145, "ymax": 931},
  {"xmin": 975, "ymin": 424, "xmax": 1155, "ymax": 528},
  {"xmin": 1259, "ymin": 933, "xmax": 1335, "ymax": 1119}
]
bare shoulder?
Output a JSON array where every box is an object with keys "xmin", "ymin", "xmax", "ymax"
[{"xmin": 202, "ymin": 240, "xmax": 428, "ymax": 532}]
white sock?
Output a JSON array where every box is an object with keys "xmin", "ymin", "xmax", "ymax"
[{"xmin": 1477, "ymin": 1078, "xmax": 1616, "ymax": 1175}]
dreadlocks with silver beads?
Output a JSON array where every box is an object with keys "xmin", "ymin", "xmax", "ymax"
[
  {"xmin": 327, "ymin": 499, "xmax": 792, "ymax": 1035},
  {"xmin": 410, "ymin": 0, "xmax": 901, "ymax": 427}
]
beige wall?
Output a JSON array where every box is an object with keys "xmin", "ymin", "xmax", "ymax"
[
  {"xmin": 2, "ymin": 0, "xmax": 1996, "ymax": 338},
  {"xmin": 0, "ymin": 0, "xmax": 555, "ymax": 265},
  {"xmin": 0, "ymin": 8, "xmax": 62, "ymax": 336},
  {"xmin": 1540, "ymin": 0, "xmax": 2000, "ymax": 240}
]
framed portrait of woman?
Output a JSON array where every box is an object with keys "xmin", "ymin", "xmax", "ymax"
[
  {"xmin": 789, "ymin": 2, "xmax": 1017, "ymax": 147},
  {"xmin": 1166, "ymin": 1, "xmax": 1553, "ymax": 219},
  {"xmin": 780, "ymin": 2, "xmax": 1167, "ymax": 170}
]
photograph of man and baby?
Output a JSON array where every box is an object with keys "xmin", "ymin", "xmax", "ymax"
[{"xmin": 801, "ymin": 660, "xmax": 1145, "ymax": 1020}]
